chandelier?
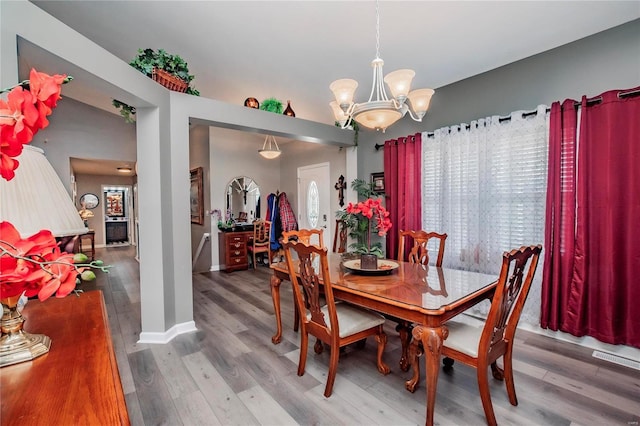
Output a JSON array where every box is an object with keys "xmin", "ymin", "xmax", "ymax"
[
  {"xmin": 329, "ymin": 1, "xmax": 434, "ymax": 133},
  {"xmin": 258, "ymin": 134, "xmax": 282, "ymax": 159}
]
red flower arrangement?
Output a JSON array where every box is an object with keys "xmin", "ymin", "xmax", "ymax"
[
  {"xmin": 0, "ymin": 68, "xmax": 70, "ymax": 181},
  {"xmin": 345, "ymin": 198, "xmax": 392, "ymax": 256},
  {"xmin": 0, "ymin": 222, "xmax": 106, "ymax": 302}
]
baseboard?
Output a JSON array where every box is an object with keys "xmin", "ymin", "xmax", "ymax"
[
  {"xmin": 210, "ymin": 264, "xmax": 221, "ymax": 272},
  {"xmin": 137, "ymin": 321, "xmax": 197, "ymax": 344},
  {"xmin": 518, "ymin": 323, "xmax": 640, "ymax": 367}
]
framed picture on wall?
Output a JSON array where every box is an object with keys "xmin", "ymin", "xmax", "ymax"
[
  {"xmin": 371, "ymin": 172, "xmax": 385, "ymax": 194},
  {"xmin": 190, "ymin": 167, "xmax": 204, "ymax": 225}
]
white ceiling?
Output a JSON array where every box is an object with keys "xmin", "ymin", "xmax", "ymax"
[{"xmin": 26, "ymin": 1, "xmax": 640, "ymax": 175}]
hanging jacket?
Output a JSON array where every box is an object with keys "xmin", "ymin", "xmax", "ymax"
[
  {"xmin": 267, "ymin": 193, "xmax": 281, "ymax": 250},
  {"xmin": 278, "ymin": 192, "xmax": 298, "ymax": 233}
]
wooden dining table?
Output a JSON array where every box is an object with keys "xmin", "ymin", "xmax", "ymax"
[{"xmin": 269, "ymin": 253, "xmax": 498, "ymax": 426}]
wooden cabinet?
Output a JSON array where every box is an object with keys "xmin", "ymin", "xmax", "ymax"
[
  {"xmin": 1, "ymin": 291, "xmax": 129, "ymax": 425},
  {"xmin": 219, "ymin": 231, "xmax": 252, "ymax": 272}
]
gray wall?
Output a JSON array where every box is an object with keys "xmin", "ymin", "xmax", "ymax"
[
  {"xmin": 31, "ymin": 98, "xmax": 137, "ymax": 193},
  {"xmin": 357, "ymin": 19, "xmax": 640, "ymax": 183},
  {"xmin": 189, "ymin": 125, "xmax": 211, "ymax": 273}
]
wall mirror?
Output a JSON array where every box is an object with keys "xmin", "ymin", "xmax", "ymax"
[{"xmin": 226, "ymin": 176, "xmax": 261, "ymax": 223}]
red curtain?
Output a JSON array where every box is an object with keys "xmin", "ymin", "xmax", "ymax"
[
  {"xmin": 383, "ymin": 133, "xmax": 422, "ymax": 260},
  {"xmin": 541, "ymin": 88, "xmax": 640, "ymax": 348}
]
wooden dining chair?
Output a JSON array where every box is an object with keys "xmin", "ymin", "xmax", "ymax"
[
  {"xmin": 282, "ymin": 238, "xmax": 390, "ymax": 397},
  {"xmin": 247, "ymin": 219, "xmax": 271, "ymax": 269},
  {"xmin": 397, "ymin": 230, "xmax": 447, "ymax": 266},
  {"xmin": 332, "ymin": 219, "xmax": 348, "ymax": 253},
  {"xmin": 282, "ymin": 228, "xmax": 324, "ymax": 248},
  {"xmin": 438, "ymin": 244, "xmax": 542, "ymax": 426},
  {"xmin": 282, "ymin": 229, "xmax": 325, "ymax": 332},
  {"xmin": 395, "ymin": 230, "xmax": 448, "ymax": 370}
]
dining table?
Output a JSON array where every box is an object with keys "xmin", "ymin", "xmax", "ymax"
[{"xmin": 269, "ymin": 253, "xmax": 499, "ymax": 426}]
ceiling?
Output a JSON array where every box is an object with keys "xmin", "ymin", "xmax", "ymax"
[{"xmin": 26, "ymin": 1, "xmax": 639, "ymax": 175}]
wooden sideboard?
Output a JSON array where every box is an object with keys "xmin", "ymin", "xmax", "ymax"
[
  {"xmin": 0, "ymin": 291, "xmax": 130, "ymax": 425},
  {"xmin": 219, "ymin": 230, "xmax": 253, "ymax": 272}
]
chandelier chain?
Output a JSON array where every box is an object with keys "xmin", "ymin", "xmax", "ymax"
[{"xmin": 375, "ymin": 0, "xmax": 380, "ymax": 58}]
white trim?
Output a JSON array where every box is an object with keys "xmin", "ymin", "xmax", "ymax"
[
  {"xmin": 519, "ymin": 323, "xmax": 640, "ymax": 366},
  {"xmin": 137, "ymin": 321, "xmax": 197, "ymax": 344},
  {"xmin": 210, "ymin": 265, "xmax": 221, "ymax": 272}
]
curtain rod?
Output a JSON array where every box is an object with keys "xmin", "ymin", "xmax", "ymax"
[{"xmin": 375, "ymin": 89, "xmax": 638, "ymax": 151}]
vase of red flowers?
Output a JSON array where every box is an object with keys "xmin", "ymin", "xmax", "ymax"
[{"xmin": 344, "ymin": 198, "xmax": 392, "ymax": 269}]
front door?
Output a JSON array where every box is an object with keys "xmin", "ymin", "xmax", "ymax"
[{"xmin": 297, "ymin": 162, "xmax": 330, "ymax": 246}]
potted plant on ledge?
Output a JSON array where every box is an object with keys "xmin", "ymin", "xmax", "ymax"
[{"xmin": 113, "ymin": 48, "xmax": 200, "ymax": 123}]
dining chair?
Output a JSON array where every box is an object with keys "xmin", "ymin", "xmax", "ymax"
[
  {"xmin": 247, "ymin": 219, "xmax": 271, "ymax": 269},
  {"xmin": 438, "ymin": 244, "xmax": 542, "ymax": 426},
  {"xmin": 282, "ymin": 228, "xmax": 324, "ymax": 248},
  {"xmin": 395, "ymin": 230, "xmax": 448, "ymax": 371},
  {"xmin": 282, "ymin": 229, "xmax": 325, "ymax": 332},
  {"xmin": 282, "ymin": 238, "xmax": 390, "ymax": 397},
  {"xmin": 332, "ymin": 219, "xmax": 348, "ymax": 253},
  {"xmin": 397, "ymin": 230, "xmax": 447, "ymax": 266}
]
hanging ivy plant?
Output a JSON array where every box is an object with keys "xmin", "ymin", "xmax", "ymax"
[{"xmin": 335, "ymin": 120, "xmax": 359, "ymax": 146}]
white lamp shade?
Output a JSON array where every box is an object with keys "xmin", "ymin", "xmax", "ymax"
[
  {"xmin": 330, "ymin": 79, "xmax": 358, "ymax": 107},
  {"xmin": 407, "ymin": 88, "xmax": 435, "ymax": 118},
  {"xmin": 0, "ymin": 145, "xmax": 87, "ymax": 237},
  {"xmin": 258, "ymin": 150, "xmax": 282, "ymax": 159},
  {"xmin": 258, "ymin": 135, "xmax": 282, "ymax": 159},
  {"xmin": 384, "ymin": 69, "xmax": 415, "ymax": 100}
]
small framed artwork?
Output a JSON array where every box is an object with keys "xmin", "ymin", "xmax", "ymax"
[
  {"xmin": 190, "ymin": 167, "xmax": 204, "ymax": 225},
  {"xmin": 371, "ymin": 172, "xmax": 385, "ymax": 194}
]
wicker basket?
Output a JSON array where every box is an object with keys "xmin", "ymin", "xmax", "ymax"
[{"xmin": 152, "ymin": 68, "xmax": 188, "ymax": 93}]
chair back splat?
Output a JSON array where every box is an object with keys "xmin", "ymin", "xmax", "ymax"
[
  {"xmin": 332, "ymin": 219, "xmax": 348, "ymax": 253},
  {"xmin": 248, "ymin": 219, "xmax": 271, "ymax": 268},
  {"xmin": 398, "ymin": 230, "xmax": 447, "ymax": 266},
  {"xmin": 440, "ymin": 244, "xmax": 542, "ymax": 426},
  {"xmin": 282, "ymin": 237, "xmax": 390, "ymax": 397}
]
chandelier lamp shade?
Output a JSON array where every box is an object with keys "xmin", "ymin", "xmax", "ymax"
[
  {"xmin": 329, "ymin": 1, "xmax": 434, "ymax": 132},
  {"xmin": 258, "ymin": 134, "xmax": 282, "ymax": 159}
]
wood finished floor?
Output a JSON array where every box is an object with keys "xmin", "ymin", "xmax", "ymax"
[{"xmin": 88, "ymin": 246, "xmax": 640, "ymax": 426}]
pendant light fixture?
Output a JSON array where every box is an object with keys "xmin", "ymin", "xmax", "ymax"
[
  {"xmin": 329, "ymin": 0, "xmax": 434, "ymax": 132},
  {"xmin": 258, "ymin": 134, "xmax": 282, "ymax": 159}
]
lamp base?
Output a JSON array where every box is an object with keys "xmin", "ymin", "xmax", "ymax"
[
  {"xmin": 1, "ymin": 297, "xmax": 51, "ymax": 368},
  {"xmin": 0, "ymin": 331, "xmax": 51, "ymax": 367}
]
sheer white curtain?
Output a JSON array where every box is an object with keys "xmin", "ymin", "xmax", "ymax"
[{"xmin": 421, "ymin": 105, "xmax": 548, "ymax": 325}]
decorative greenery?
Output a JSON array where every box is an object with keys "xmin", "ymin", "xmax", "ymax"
[
  {"xmin": 335, "ymin": 120, "xmax": 359, "ymax": 146},
  {"xmin": 336, "ymin": 179, "xmax": 389, "ymax": 256},
  {"xmin": 112, "ymin": 99, "xmax": 136, "ymax": 124},
  {"xmin": 113, "ymin": 48, "xmax": 200, "ymax": 122},
  {"xmin": 260, "ymin": 97, "xmax": 283, "ymax": 114}
]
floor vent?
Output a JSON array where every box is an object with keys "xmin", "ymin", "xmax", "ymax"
[{"xmin": 592, "ymin": 350, "xmax": 640, "ymax": 370}]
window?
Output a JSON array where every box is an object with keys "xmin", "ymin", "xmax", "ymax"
[{"xmin": 422, "ymin": 105, "xmax": 548, "ymax": 324}]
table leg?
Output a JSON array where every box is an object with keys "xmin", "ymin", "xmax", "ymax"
[
  {"xmin": 404, "ymin": 324, "xmax": 448, "ymax": 426},
  {"xmin": 270, "ymin": 274, "xmax": 283, "ymax": 344},
  {"xmin": 396, "ymin": 320, "xmax": 413, "ymax": 372}
]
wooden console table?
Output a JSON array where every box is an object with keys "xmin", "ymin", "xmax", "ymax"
[{"xmin": 0, "ymin": 291, "xmax": 130, "ymax": 425}]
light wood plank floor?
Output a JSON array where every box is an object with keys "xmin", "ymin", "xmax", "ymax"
[{"xmin": 87, "ymin": 246, "xmax": 640, "ymax": 426}]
